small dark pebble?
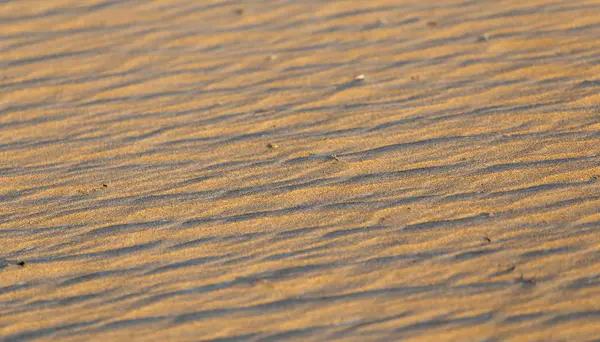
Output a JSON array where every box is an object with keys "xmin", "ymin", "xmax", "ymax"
[
  {"xmin": 102, "ymin": 184, "xmax": 108, "ymax": 187},
  {"xmin": 517, "ymin": 274, "xmax": 536, "ymax": 286},
  {"xmin": 17, "ymin": 261, "xmax": 25, "ymax": 267},
  {"xmin": 266, "ymin": 143, "xmax": 278, "ymax": 149},
  {"xmin": 483, "ymin": 236, "xmax": 491, "ymax": 243},
  {"xmin": 235, "ymin": 8, "xmax": 244, "ymax": 15}
]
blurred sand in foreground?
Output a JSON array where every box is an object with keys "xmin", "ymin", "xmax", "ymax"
[{"xmin": 2, "ymin": 0, "xmax": 600, "ymax": 341}]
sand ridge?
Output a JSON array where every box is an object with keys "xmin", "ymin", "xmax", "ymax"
[{"xmin": 2, "ymin": 0, "xmax": 600, "ymax": 341}]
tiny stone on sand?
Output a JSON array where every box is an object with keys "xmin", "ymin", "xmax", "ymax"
[{"xmin": 477, "ymin": 33, "xmax": 490, "ymax": 42}]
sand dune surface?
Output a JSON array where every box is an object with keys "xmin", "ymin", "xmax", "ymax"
[{"xmin": 2, "ymin": 0, "xmax": 600, "ymax": 341}]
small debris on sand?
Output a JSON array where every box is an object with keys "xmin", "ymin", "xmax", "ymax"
[
  {"xmin": 354, "ymin": 74, "xmax": 365, "ymax": 81},
  {"xmin": 426, "ymin": 21, "xmax": 437, "ymax": 27},
  {"xmin": 17, "ymin": 261, "xmax": 25, "ymax": 267},
  {"xmin": 477, "ymin": 33, "xmax": 490, "ymax": 42},
  {"xmin": 266, "ymin": 142, "xmax": 278, "ymax": 149},
  {"xmin": 483, "ymin": 236, "xmax": 492, "ymax": 243},
  {"xmin": 517, "ymin": 274, "xmax": 536, "ymax": 286},
  {"xmin": 234, "ymin": 8, "xmax": 244, "ymax": 15}
]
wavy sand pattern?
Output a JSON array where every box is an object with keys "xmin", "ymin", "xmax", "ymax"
[{"xmin": 2, "ymin": 0, "xmax": 600, "ymax": 341}]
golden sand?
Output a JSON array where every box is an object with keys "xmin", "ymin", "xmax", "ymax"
[{"xmin": 2, "ymin": 0, "xmax": 600, "ymax": 340}]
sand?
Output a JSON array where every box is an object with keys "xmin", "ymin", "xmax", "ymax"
[{"xmin": 2, "ymin": 0, "xmax": 600, "ymax": 341}]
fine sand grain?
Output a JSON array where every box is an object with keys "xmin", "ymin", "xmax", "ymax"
[{"xmin": 2, "ymin": 0, "xmax": 600, "ymax": 341}]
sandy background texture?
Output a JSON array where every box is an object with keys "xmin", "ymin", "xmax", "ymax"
[{"xmin": 2, "ymin": 0, "xmax": 600, "ymax": 341}]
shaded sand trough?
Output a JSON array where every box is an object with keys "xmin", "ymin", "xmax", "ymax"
[{"xmin": 2, "ymin": 0, "xmax": 600, "ymax": 340}]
